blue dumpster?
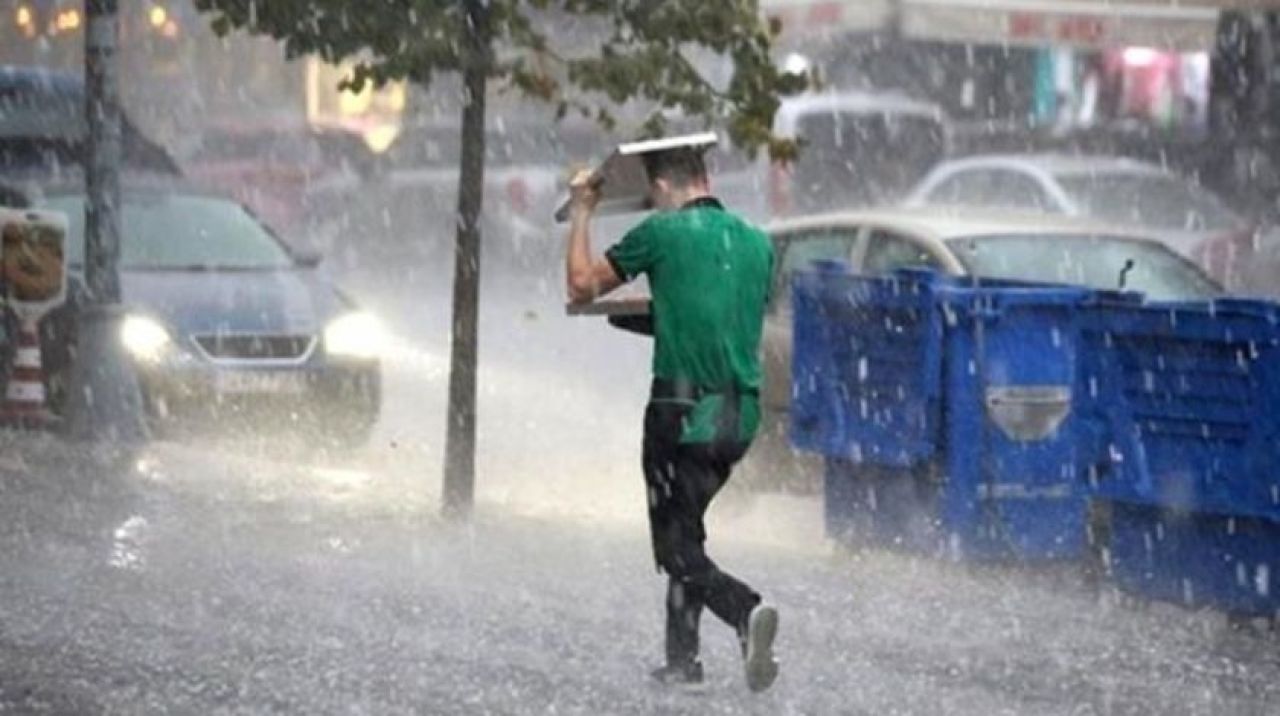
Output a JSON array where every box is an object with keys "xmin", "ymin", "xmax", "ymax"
[
  {"xmin": 793, "ymin": 264, "xmax": 1280, "ymax": 610},
  {"xmin": 1079, "ymin": 297, "xmax": 1280, "ymax": 520},
  {"xmin": 1078, "ymin": 296, "xmax": 1280, "ymax": 616},
  {"xmin": 792, "ymin": 267, "xmax": 1096, "ymax": 562},
  {"xmin": 1105, "ymin": 503, "xmax": 1280, "ymax": 616}
]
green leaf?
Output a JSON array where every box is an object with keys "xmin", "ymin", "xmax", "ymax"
[{"xmin": 193, "ymin": 0, "xmax": 802, "ymax": 155}]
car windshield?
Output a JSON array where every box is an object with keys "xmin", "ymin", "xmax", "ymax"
[
  {"xmin": 41, "ymin": 193, "xmax": 296, "ymax": 270},
  {"xmin": 945, "ymin": 233, "xmax": 1221, "ymax": 301},
  {"xmin": 1056, "ymin": 174, "xmax": 1240, "ymax": 232}
]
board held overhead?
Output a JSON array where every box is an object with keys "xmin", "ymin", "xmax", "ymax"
[{"xmin": 554, "ymin": 132, "xmax": 719, "ymax": 223}]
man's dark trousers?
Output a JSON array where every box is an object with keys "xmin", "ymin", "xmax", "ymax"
[{"xmin": 642, "ymin": 396, "xmax": 761, "ymax": 668}]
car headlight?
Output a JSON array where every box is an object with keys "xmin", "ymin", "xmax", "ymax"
[
  {"xmin": 324, "ymin": 312, "xmax": 386, "ymax": 360},
  {"xmin": 121, "ymin": 315, "xmax": 172, "ymax": 363}
]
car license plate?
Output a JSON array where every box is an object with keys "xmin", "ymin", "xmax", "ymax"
[{"xmin": 215, "ymin": 371, "xmax": 307, "ymax": 395}]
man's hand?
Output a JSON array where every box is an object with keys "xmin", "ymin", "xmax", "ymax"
[
  {"xmin": 565, "ymin": 167, "xmax": 622, "ymax": 304},
  {"xmin": 568, "ymin": 168, "xmax": 602, "ymax": 217}
]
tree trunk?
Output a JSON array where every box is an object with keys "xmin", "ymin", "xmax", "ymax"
[
  {"xmin": 85, "ymin": 0, "xmax": 122, "ymax": 304},
  {"xmin": 67, "ymin": 0, "xmax": 149, "ymax": 447},
  {"xmin": 442, "ymin": 0, "xmax": 490, "ymax": 518}
]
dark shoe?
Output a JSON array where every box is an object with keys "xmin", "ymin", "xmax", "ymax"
[
  {"xmin": 650, "ymin": 660, "xmax": 704, "ymax": 686},
  {"xmin": 742, "ymin": 604, "xmax": 779, "ymax": 693}
]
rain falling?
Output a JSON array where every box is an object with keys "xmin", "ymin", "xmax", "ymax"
[{"xmin": 1, "ymin": 1, "xmax": 1280, "ymax": 714}]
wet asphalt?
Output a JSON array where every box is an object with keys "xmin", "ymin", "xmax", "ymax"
[{"xmin": 1, "ymin": 265, "xmax": 1278, "ymax": 715}]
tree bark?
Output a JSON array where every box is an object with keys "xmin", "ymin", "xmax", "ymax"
[
  {"xmin": 85, "ymin": 0, "xmax": 122, "ymax": 304},
  {"xmin": 67, "ymin": 0, "xmax": 149, "ymax": 447},
  {"xmin": 442, "ymin": 0, "xmax": 490, "ymax": 518}
]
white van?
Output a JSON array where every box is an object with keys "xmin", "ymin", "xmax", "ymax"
[{"xmin": 765, "ymin": 90, "xmax": 950, "ymax": 218}]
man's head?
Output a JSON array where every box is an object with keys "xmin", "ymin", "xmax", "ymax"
[{"xmin": 643, "ymin": 148, "xmax": 710, "ymax": 210}]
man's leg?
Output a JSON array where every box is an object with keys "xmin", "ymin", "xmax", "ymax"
[
  {"xmin": 658, "ymin": 445, "xmax": 761, "ymax": 641},
  {"xmin": 643, "ymin": 402, "xmax": 706, "ymax": 683},
  {"xmin": 644, "ymin": 406, "xmax": 778, "ymax": 690},
  {"xmin": 666, "ymin": 577, "xmax": 703, "ymax": 667},
  {"xmin": 661, "ymin": 444, "xmax": 779, "ymax": 692}
]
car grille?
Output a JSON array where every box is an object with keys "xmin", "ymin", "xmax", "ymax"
[{"xmin": 193, "ymin": 334, "xmax": 316, "ymax": 362}]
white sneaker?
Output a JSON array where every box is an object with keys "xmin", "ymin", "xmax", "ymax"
[{"xmin": 742, "ymin": 603, "xmax": 779, "ymax": 693}]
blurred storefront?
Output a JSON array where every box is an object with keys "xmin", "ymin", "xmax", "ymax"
[
  {"xmin": 761, "ymin": 0, "xmax": 1280, "ymax": 218},
  {"xmin": 305, "ymin": 58, "xmax": 408, "ymax": 154},
  {"xmin": 1, "ymin": 1, "xmax": 408, "ymax": 160},
  {"xmin": 1028, "ymin": 45, "xmax": 1212, "ymax": 134},
  {"xmin": 3, "ymin": 2, "xmax": 1276, "ymax": 175},
  {"xmin": 3, "ymin": 0, "xmax": 86, "ymax": 68},
  {"xmin": 762, "ymin": 0, "xmax": 1273, "ymax": 135}
]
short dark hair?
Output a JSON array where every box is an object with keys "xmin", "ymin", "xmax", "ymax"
[{"xmin": 642, "ymin": 148, "xmax": 708, "ymax": 187}]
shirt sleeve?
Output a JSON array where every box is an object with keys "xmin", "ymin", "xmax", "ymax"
[{"xmin": 605, "ymin": 220, "xmax": 657, "ymax": 282}]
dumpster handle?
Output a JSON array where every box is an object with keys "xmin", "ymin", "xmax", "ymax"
[
  {"xmin": 974, "ymin": 297, "xmax": 1007, "ymax": 539},
  {"xmin": 971, "ymin": 295, "xmax": 1025, "ymax": 555}
]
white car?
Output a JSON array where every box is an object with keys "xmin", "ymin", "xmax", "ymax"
[
  {"xmin": 903, "ymin": 154, "xmax": 1249, "ymax": 258},
  {"xmin": 754, "ymin": 207, "xmax": 1221, "ymax": 479}
]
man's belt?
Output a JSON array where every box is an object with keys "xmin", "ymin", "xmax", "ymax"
[{"xmin": 650, "ymin": 378, "xmax": 759, "ymax": 403}]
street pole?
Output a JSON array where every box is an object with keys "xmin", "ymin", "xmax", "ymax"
[
  {"xmin": 64, "ymin": 0, "xmax": 148, "ymax": 447},
  {"xmin": 85, "ymin": 0, "xmax": 121, "ymax": 305}
]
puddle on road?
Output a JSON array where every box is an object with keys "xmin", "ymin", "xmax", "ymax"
[{"xmin": 108, "ymin": 515, "xmax": 150, "ymax": 571}]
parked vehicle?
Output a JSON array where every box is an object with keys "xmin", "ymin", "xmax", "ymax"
[
  {"xmin": 383, "ymin": 118, "xmax": 613, "ymax": 270},
  {"xmin": 34, "ymin": 180, "xmax": 383, "ymax": 447},
  {"xmin": 1226, "ymin": 226, "xmax": 1280, "ymax": 299},
  {"xmin": 765, "ymin": 90, "xmax": 949, "ymax": 219},
  {"xmin": 747, "ymin": 207, "xmax": 1220, "ymax": 490},
  {"xmin": 182, "ymin": 120, "xmax": 381, "ymax": 245},
  {"xmin": 0, "ymin": 65, "xmax": 179, "ymax": 178},
  {"xmin": 382, "ymin": 91, "xmax": 948, "ymax": 273},
  {"xmin": 585, "ymin": 90, "xmax": 949, "ymax": 252},
  {"xmin": 1, "ymin": 65, "xmax": 184, "ymax": 417},
  {"xmin": 903, "ymin": 153, "xmax": 1253, "ymax": 284}
]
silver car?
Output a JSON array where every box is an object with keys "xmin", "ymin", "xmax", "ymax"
[{"xmin": 904, "ymin": 153, "xmax": 1249, "ymax": 259}]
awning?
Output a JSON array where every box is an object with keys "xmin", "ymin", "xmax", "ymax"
[
  {"xmin": 763, "ymin": 1, "xmax": 1271, "ymax": 52},
  {"xmin": 901, "ymin": 0, "xmax": 1221, "ymax": 52},
  {"xmin": 762, "ymin": 0, "xmax": 893, "ymax": 37}
]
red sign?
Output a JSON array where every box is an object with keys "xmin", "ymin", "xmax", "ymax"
[
  {"xmin": 1009, "ymin": 12, "xmax": 1047, "ymax": 38},
  {"xmin": 1009, "ymin": 11, "xmax": 1107, "ymax": 45},
  {"xmin": 807, "ymin": 1, "xmax": 842, "ymax": 26},
  {"xmin": 768, "ymin": 2, "xmax": 844, "ymax": 32},
  {"xmin": 1055, "ymin": 16, "xmax": 1106, "ymax": 44}
]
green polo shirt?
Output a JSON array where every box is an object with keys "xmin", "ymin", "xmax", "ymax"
[{"xmin": 606, "ymin": 198, "xmax": 774, "ymax": 444}]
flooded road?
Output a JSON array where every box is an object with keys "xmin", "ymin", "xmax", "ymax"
[{"xmin": 1, "ymin": 261, "xmax": 1278, "ymax": 715}]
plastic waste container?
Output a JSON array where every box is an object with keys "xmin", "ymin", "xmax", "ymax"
[
  {"xmin": 1079, "ymin": 295, "xmax": 1280, "ymax": 616},
  {"xmin": 793, "ymin": 265, "xmax": 1280, "ymax": 612},
  {"xmin": 793, "ymin": 267, "xmax": 1094, "ymax": 562}
]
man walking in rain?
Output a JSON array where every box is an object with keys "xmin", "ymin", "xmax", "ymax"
[{"xmin": 564, "ymin": 146, "xmax": 780, "ymax": 692}]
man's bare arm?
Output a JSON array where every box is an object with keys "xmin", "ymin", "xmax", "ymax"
[{"xmin": 565, "ymin": 170, "xmax": 623, "ymax": 304}]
